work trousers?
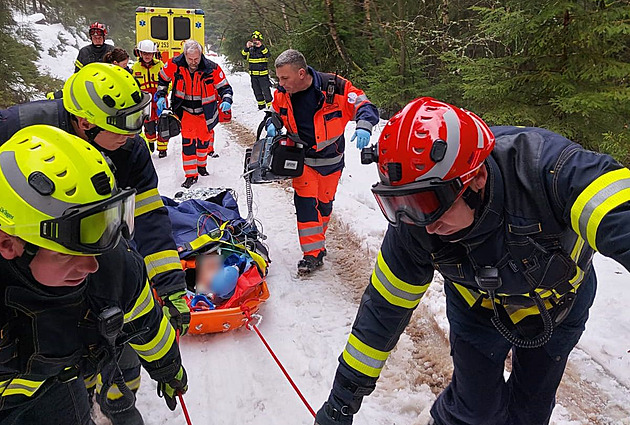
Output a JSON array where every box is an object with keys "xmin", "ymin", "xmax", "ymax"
[
  {"xmin": 292, "ymin": 166, "xmax": 342, "ymax": 256},
  {"xmin": 431, "ymin": 274, "xmax": 597, "ymax": 425},
  {"xmin": 181, "ymin": 112, "xmax": 215, "ymax": 178},
  {"xmin": 251, "ymin": 75, "xmax": 272, "ymax": 109}
]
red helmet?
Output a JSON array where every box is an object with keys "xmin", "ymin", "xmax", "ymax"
[
  {"xmin": 370, "ymin": 97, "xmax": 494, "ymax": 226},
  {"xmin": 89, "ymin": 22, "xmax": 107, "ymax": 37}
]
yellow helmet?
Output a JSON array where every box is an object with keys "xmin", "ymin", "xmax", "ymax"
[
  {"xmin": 0, "ymin": 125, "xmax": 136, "ymax": 255},
  {"xmin": 63, "ymin": 63, "xmax": 151, "ymax": 134},
  {"xmin": 252, "ymin": 30, "xmax": 263, "ymax": 40}
]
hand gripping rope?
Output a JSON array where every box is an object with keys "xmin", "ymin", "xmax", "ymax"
[
  {"xmin": 175, "ymin": 330, "xmax": 194, "ymax": 425},
  {"xmin": 241, "ymin": 305, "xmax": 316, "ymax": 418}
]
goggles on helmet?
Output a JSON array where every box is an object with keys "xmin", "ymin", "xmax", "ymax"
[
  {"xmin": 371, "ymin": 177, "xmax": 463, "ymax": 226},
  {"xmin": 40, "ymin": 188, "xmax": 136, "ymax": 254},
  {"xmin": 105, "ymin": 92, "xmax": 152, "ymax": 134}
]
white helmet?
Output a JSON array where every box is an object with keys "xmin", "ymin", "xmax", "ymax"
[{"xmin": 137, "ymin": 39, "xmax": 157, "ymax": 53}]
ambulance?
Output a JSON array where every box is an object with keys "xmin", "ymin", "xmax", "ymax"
[{"xmin": 135, "ymin": 6, "xmax": 205, "ymax": 62}]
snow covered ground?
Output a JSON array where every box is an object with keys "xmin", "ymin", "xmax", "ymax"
[{"xmin": 22, "ymin": 13, "xmax": 630, "ymax": 425}]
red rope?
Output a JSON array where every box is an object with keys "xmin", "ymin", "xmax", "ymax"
[
  {"xmin": 242, "ymin": 307, "xmax": 316, "ymax": 418},
  {"xmin": 176, "ymin": 330, "xmax": 194, "ymax": 425}
]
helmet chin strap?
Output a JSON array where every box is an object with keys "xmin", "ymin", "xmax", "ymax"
[
  {"xmin": 84, "ymin": 125, "xmax": 104, "ymax": 146},
  {"xmin": 461, "ymin": 187, "xmax": 482, "ymax": 211},
  {"xmin": 13, "ymin": 242, "xmax": 39, "ymax": 271}
]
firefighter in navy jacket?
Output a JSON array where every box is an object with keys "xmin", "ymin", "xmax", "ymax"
[
  {"xmin": 268, "ymin": 49, "xmax": 379, "ymax": 274},
  {"xmin": 241, "ymin": 30, "xmax": 273, "ymax": 109},
  {"xmin": 156, "ymin": 40, "xmax": 234, "ymax": 188},
  {"xmin": 0, "ymin": 126, "xmax": 187, "ymax": 424},
  {"xmin": 74, "ymin": 22, "xmax": 114, "ymax": 72},
  {"xmin": 315, "ymin": 97, "xmax": 630, "ymax": 425},
  {"xmin": 0, "ymin": 64, "xmax": 190, "ymax": 424}
]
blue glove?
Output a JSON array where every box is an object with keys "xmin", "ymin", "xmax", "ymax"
[
  {"xmin": 266, "ymin": 121, "xmax": 277, "ymax": 138},
  {"xmin": 156, "ymin": 97, "xmax": 167, "ymax": 116},
  {"xmin": 351, "ymin": 129, "xmax": 371, "ymax": 149},
  {"xmin": 219, "ymin": 101, "xmax": 231, "ymax": 112}
]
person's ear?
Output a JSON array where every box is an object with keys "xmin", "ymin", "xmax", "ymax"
[
  {"xmin": 0, "ymin": 231, "xmax": 24, "ymax": 260},
  {"xmin": 298, "ymin": 68, "xmax": 306, "ymax": 79},
  {"xmin": 77, "ymin": 116, "xmax": 95, "ymax": 131},
  {"xmin": 472, "ymin": 163, "xmax": 488, "ymax": 191}
]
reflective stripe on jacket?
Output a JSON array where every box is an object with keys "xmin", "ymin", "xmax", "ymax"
[
  {"xmin": 332, "ymin": 126, "xmax": 630, "ymax": 389},
  {"xmin": 157, "ymin": 54, "xmax": 233, "ymax": 133},
  {"xmin": 271, "ymin": 67, "xmax": 379, "ymax": 175},
  {"xmin": 0, "ymin": 100, "xmax": 186, "ymax": 297},
  {"xmin": 0, "ymin": 241, "xmax": 181, "ymax": 410},
  {"xmin": 240, "ymin": 44, "xmax": 270, "ymax": 75}
]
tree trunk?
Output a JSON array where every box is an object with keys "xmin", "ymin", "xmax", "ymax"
[
  {"xmin": 281, "ymin": 3, "xmax": 290, "ymax": 34},
  {"xmin": 323, "ymin": 0, "xmax": 362, "ymax": 72}
]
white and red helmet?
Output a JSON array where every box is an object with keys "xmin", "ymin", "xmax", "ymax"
[{"xmin": 371, "ymin": 97, "xmax": 495, "ymax": 226}]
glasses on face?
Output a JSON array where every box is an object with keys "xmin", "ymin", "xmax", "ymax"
[
  {"xmin": 371, "ymin": 177, "xmax": 463, "ymax": 226},
  {"xmin": 40, "ymin": 187, "xmax": 137, "ymax": 254}
]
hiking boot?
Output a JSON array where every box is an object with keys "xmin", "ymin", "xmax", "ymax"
[
  {"xmin": 158, "ymin": 150, "xmax": 167, "ymax": 158},
  {"xmin": 297, "ymin": 251, "xmax": 325, "ymax": 274},
  {"xmin": 208, "ymin": 151, "xmax": 219, "ymax": 158},
  {"xmin": 198, "ymin": 166, "xmax": 209, "ymax": 176},
  {"xmin": 181, "ymin": 176, "xmax": 198, "ymax": 188},
  {"xmin": 104, "ymin": 405, "xmax": 145, "ymax": 425}
]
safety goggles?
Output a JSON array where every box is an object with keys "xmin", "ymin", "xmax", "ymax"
[
  {"xmin": 105, "ymin": 92, "xmax": 152, "ymax": 133},
  {"xmin": 371, "ymin": 178, "xmax": 463, "ymax": 226},
  {"xmin": 40, "ymin": 188, "xmax": 137, "ymax": 254}
]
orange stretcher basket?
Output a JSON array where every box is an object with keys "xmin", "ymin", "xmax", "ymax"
[{"xmin": 178, "ymin": 238, "xmax": 270, "ymax": 335}]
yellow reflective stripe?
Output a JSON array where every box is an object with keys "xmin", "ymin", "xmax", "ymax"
[
  {"xmin": 135, "ymin": 188, "xmax": 164, "ymax": 217},
  {"xmin": 452, "ymin": 282, "xmax": 480, "ymax": 307},
  {"xmin": 370, "ymin": 251, "xmax": 428, "ymax": 309},
  {"xmin": 248, "ymin": 58, "xmax": 268, "ymax": 63},
  {"xmin": 84, "ymin": 374, "xmax": 97, "ymax": 390},
  {"xmin": 130, "ymin": 315, "xmax": 175, "ymax": 362},
  {"xmin": 98, "ymin": 376, "xmax": 142, "ymax": 400},
  {"xmin": 342, "ymin": 333, "xmax": 390, "ymax": 378},
  {"xmin": 145, "ymin": 250, "xmax": 183, "ymax": 280},
  {"xmin": 124, "ymin": 280, "xmax": 155, "ymax": 323},
  {"xmin": 2, "ymin": 378, "xmax": 45, "ymax": 397},
  {"xmin": 74, "ymin": 59, "xmax": 83, "ymax": 69},
  {"xmin": 571, "ymin": 168, "xmax": 630, "ymax": 251}
]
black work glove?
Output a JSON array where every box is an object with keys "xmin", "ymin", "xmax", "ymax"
[
  {"xmin": 157, "ymin": 366, "xmax": 188, "ymax": 411},
  {"xmin": 315, "ymin": 401, "xmax": 353, "ymax": 425},
  {"xmin": 162, "ymin": 291, "xmax": 191, "ymax": 335}
]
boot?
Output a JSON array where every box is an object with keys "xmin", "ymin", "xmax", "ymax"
[
  {"xmin": 297, "ymin": 250, "xmax": 325, "ymax": 274},
  {"xmin": 104, "ymin": 405, "xmax": 145, "ymax": 425},
  {"xmin": 158, "ymin": 150, "xmax": 167, "ymax": 158},
  {"xmin": 181, "ymin": 176, "xmax": 198, "ymax": 188},
  {"xmin": 148, "ymin": 142, "xmax": 155, "ymax": 153},
  {"xmin": 198, "ymin": 166, "xmax": 209, "ymax": 176},
  {"xmin": 208, "ymin": 151, "xmax": 219, "ymax": 158}
]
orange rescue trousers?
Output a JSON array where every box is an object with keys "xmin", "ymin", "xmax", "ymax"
[
  {"xmin": 292, "ymin": 166, "xmax": 342, "ymax": 257},
  {"xmin": 181, "ymin": 112, "xmax": 215, "ymax": 178}
]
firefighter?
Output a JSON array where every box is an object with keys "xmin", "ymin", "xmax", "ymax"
[
  {"xmin": 74, "ymin": 22, "xmax": 114, "ymax": 72},
  {"xmin": 266, "ymin": 49, "xmax": 379, "ymax": 274},
  {"xmin": 241, "ymin": 30, "xmax": 273, "ymax": 110},
  {"xmin": 0, "ymin": 64, "xmax": 190, "ymax": 424},
  {"xmin": 132, "ymin": 39, "xmax": 167, "ymax": 157},
  {"xmin": 0, "ymin": 125, "xmax": 187, "ymax": 425},
  {"xmin": 156, "ymin": 40, "xmax": 233, "ymax": 188},
  {"xmin": 315, "ymin": 97, "xmax": 630, "ymax": 425}
]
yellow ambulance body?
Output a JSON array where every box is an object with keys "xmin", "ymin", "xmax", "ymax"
[{"xmin": 135, "ymin": 6, "xmax": 205, "ymax": 62}]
